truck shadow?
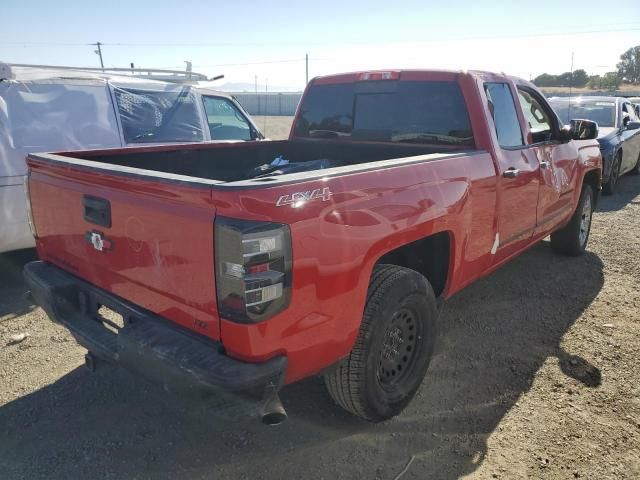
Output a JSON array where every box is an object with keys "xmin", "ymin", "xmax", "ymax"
[
  {"xmin": 0, "ymin": 243, "xmax": 603, "ymax": 479},
  {"xmin": 597, "ymin": 174, "xmax": 640, "ymax": 212},
  {"xmin": 0, "ymin": 248, "xmax": 37, "ymax": 322}
]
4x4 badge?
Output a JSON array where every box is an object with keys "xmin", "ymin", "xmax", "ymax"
[
  {"xmin": 85, "ymin": 230, "xmax": 113, "ymax": 252},
  {"xmin": 276, "ymin": 187, "xmax": 333, "ymax": 207}
]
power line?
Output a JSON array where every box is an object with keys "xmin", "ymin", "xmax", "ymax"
[
  {"xmin": 71, "ymin": 27, "xmax": 640, "ymax": 45},
  {"xmin": 154, "ymin": 57, "xmax": 331, "ymax": 69},
  {"xmin": 0, "ymin": 42, "xmax": 94, "ymax": 47},
  {"xmin": 1, "ymin": 26, "xmax": 639, "ymax": 48},
  {"xmin": 197, "ymin": 58, "xmax": 304, "ymax": 67}
]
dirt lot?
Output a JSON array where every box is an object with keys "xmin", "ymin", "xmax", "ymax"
[
  {"xmin": 1, "ymin": 131, "xmax": 639, "ymax": 478},
  {"xmin": 252, "ymin": 115, "xmax": 294, "ymax": 140}
]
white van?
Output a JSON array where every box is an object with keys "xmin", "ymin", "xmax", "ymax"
[{"xmin": 0, "ymin": 64, "xmax": 264, "ymax": 253}]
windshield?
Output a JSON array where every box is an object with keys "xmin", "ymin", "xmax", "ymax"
[
  {"xmin": 293, "ymin": 81, "xmax": 474, "ymax": 146},
  {"xmin": 113, "ymin": 87, "xmax": 204, "ymax": 143},
  {"xmin": 550, "ymin": 99, "xmax": 616, "ymax": 127}
]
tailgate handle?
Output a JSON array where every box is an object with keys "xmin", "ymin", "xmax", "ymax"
[{"xmin": 83, "ymin": 195, "xmax": 112, "ymax": 228}]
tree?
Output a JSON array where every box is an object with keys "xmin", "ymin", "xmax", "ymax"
[
  {"xmin": 533, "ymin": 73, "xmax": 558, "ymax": 87},
  {"xmin": 602, "ymin": 72, "xmax": 621, "ymax": 90},
  {"xmin": 572, "ymin": 69, "xmax": 588, "ymax": 88},
  {"xmin": 533, "ymin": 69, "xmax": 588, "ymax": 87},
  {"xmin": 586, "ymin": 73, "xmax": 621, "ymax": 90},
  {"xmin": 558, "ymin": 72, "xmax": 573, "ymax": 86},
  {"xmin": 617, "ymin": 45, "xmax": 640, "ymax": 84},
  {"xmin": 587, "ymin": 75, "xmax": 602, "ymax": 90}
]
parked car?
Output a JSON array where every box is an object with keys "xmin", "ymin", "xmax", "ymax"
[
  {"xmin": 24, "ymin": 69, "xmax": 601, "ymax": 424},
  {"xmin": 0, "ymin": 63, "xmax": 263, "ymax": 253},
  {"xmin": 549, "ymin": 96, "xmax": 640, "ymax": 194}
]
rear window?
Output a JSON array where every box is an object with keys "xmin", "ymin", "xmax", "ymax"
[
  {"xmin": 293, "ymin": 81, "xmax": 474, "ymax": 146},
  {"xmin": 113, "ymin": 87, "xmax": 204, "ymax": 144}
]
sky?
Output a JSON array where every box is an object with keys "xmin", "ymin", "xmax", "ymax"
[{"xmin": 1, "ymin": 0, "xmax": 639, "ymax": 91}]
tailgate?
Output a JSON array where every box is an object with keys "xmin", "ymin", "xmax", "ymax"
[{"xmin": 27, "ymin": 156, "xmax": 220, "ymax": 340}]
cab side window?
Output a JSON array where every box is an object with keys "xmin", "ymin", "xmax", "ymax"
[
  {"xmin": 202, "ymin": 96, "xmax": 253, "ymax": 141},
  {"xmin": 517, "ymin": 88, "xmax": 554, "ymax": 143},
  {"xmin": 622, "ymin": 103, "xmax": 638, "ymax": 125},
  {"xmin": 484, "ymin": 82, "xmax": 524, "ymax": 148}
]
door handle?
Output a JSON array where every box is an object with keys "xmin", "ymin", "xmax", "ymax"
[
  {"xmin": 83, "ymin": 195, "xmax": 112, "ymax": 228},
  {"xmin": 503, "ymin": 168, "xmax": 520, "ymax": 178},
  {"xmin": 540, "ymin": 160, "xmax": 550, "ymax": 169}
]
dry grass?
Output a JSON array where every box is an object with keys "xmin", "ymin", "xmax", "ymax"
[
  {"xmin": 542, "ymin": 84, "xmax": 640, "ymax": 95},
  {"xmin": 252, "ymin": 116, "xmax": 294, "ymax": 140}
]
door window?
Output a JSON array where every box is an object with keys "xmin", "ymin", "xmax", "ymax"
[
  {"xmin": 484, "ymin": 83, "xmax": 524, "ymax": 148},
  {"xmin": 517, "ymin": 89, "xmax": 554, "ymax": 143},
  {"xmin": 202, "ymin": 96, "xmax": 253, "ymax": 140}
]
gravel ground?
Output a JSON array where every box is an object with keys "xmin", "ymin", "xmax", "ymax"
[{"xmin": 1, "ymin": 147, "xmax": 639, "ymax": 479}]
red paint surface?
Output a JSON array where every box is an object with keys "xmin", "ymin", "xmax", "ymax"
[{"xmin": 27, "ymin": 70, "xmax": 602, "ymax": 384}]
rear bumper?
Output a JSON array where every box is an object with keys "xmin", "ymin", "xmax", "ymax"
[{"xmin": 24, "ymin": 261, "xmax": 287, "ymax": 418}]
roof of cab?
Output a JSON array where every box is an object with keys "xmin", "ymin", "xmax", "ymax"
[{"xmin": 310, "ymin": 68, "xmax": 534, "ymax": 88}]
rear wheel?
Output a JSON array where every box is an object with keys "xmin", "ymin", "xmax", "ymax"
[
  {"xmin": 602, "ymin": 152, "xmax": 621, "ymax": 195},
  {"xmin": 324, "ymin": 265, "xmax": 437, "ymax": 422},
  {"xmin": 550, "ymin": 184, "xmax": 594, "ymax": 256}
]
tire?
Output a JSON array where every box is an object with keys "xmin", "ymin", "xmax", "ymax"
[
  {"xmin": 602, "ymin": 152, "xmax": 621, "ymax": 195},
  {"xmin": 550, "ymin": 184, "xmax": 594, "ymax": 256},
  {"xmin": 631, "ymin": 153, "xmax": 640, "ymax": 176},
  {"xmin": 324, "ymin": 265, "xmax": 437, "ymax": 422}
]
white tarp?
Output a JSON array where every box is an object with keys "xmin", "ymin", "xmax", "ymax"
[{"xmin": 0, "ymin": 80, "xmax": 121, "ymax": 178}]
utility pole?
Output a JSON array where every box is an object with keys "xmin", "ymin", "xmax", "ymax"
[
  {"xmin": 255, "ymin": 75, "xmax": 259, "ymax": 115},
  {"xmin": 305, "ymin": 53, "xmax": 309, "ymax": 85},
  {"xmin": 93, "ymin": 42, "xmax": 105, "ymax": 71},
  {"xmin": 567, "ymin": 52, "xmax": 574, "ymax": 123},
  {"xmin": 264, "ymin": 78, "xmax": 268, "ymax": 132}
]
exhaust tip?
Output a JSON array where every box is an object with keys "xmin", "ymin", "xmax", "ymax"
[
  {"xmin": 261, "ymin": 391, "xmax": 287, "ymax": 426},
  {"xmin": 262, "ymin": 410, "xmax": 287, "ymax": 426}
]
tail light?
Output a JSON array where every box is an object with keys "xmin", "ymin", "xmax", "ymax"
[
  {"xmin": 215, "ymin": 217, "xmax": 292, "ymax": 323},
  {"xmin": 359, "ymin": 71, "xmax": 400, "ymax": 81}
]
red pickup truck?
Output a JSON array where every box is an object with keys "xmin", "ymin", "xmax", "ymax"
[{"xmin": 24, "ymin": 70, "xmax": 601, "ymax": 425}]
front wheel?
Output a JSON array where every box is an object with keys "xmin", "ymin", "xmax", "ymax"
[
  {"xmin": 550, "ymin": 184, "xmax": 594, "ymax": 256},
  {"xmin": 602, "ymin": 153, "xmax": 621, "ymax": 195},
  {"xmin": 631, "ymin": 152, "xmax": 640, "ymax": 176},
  {"xmin": 324, "ymin": 265, "xmax": 437, "ymax": 422}
]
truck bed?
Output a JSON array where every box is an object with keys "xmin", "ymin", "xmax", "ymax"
[
  {"xmin": 27, "ymin": 139, "xmax": 480, "ymax": 346},
  {"xmin": 48, "ymin": 139, "xmax": 467, "ymax": 184}
]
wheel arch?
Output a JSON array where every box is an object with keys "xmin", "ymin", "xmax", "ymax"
[
  {"xmin": 373, "ymin": 230, "xmax": 453, "ymax": 298},
  {"xmin": 582, "ymin": 168, "xmax": 602, "ymax": 207}
]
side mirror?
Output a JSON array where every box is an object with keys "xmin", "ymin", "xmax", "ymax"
[
  {"xmin": 625, "ymin": 120, "xmax": 640, "ymax": 131},
  {"xmin": 567, "ymin": 119, "xmax": 599, "ymax": 140}
]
